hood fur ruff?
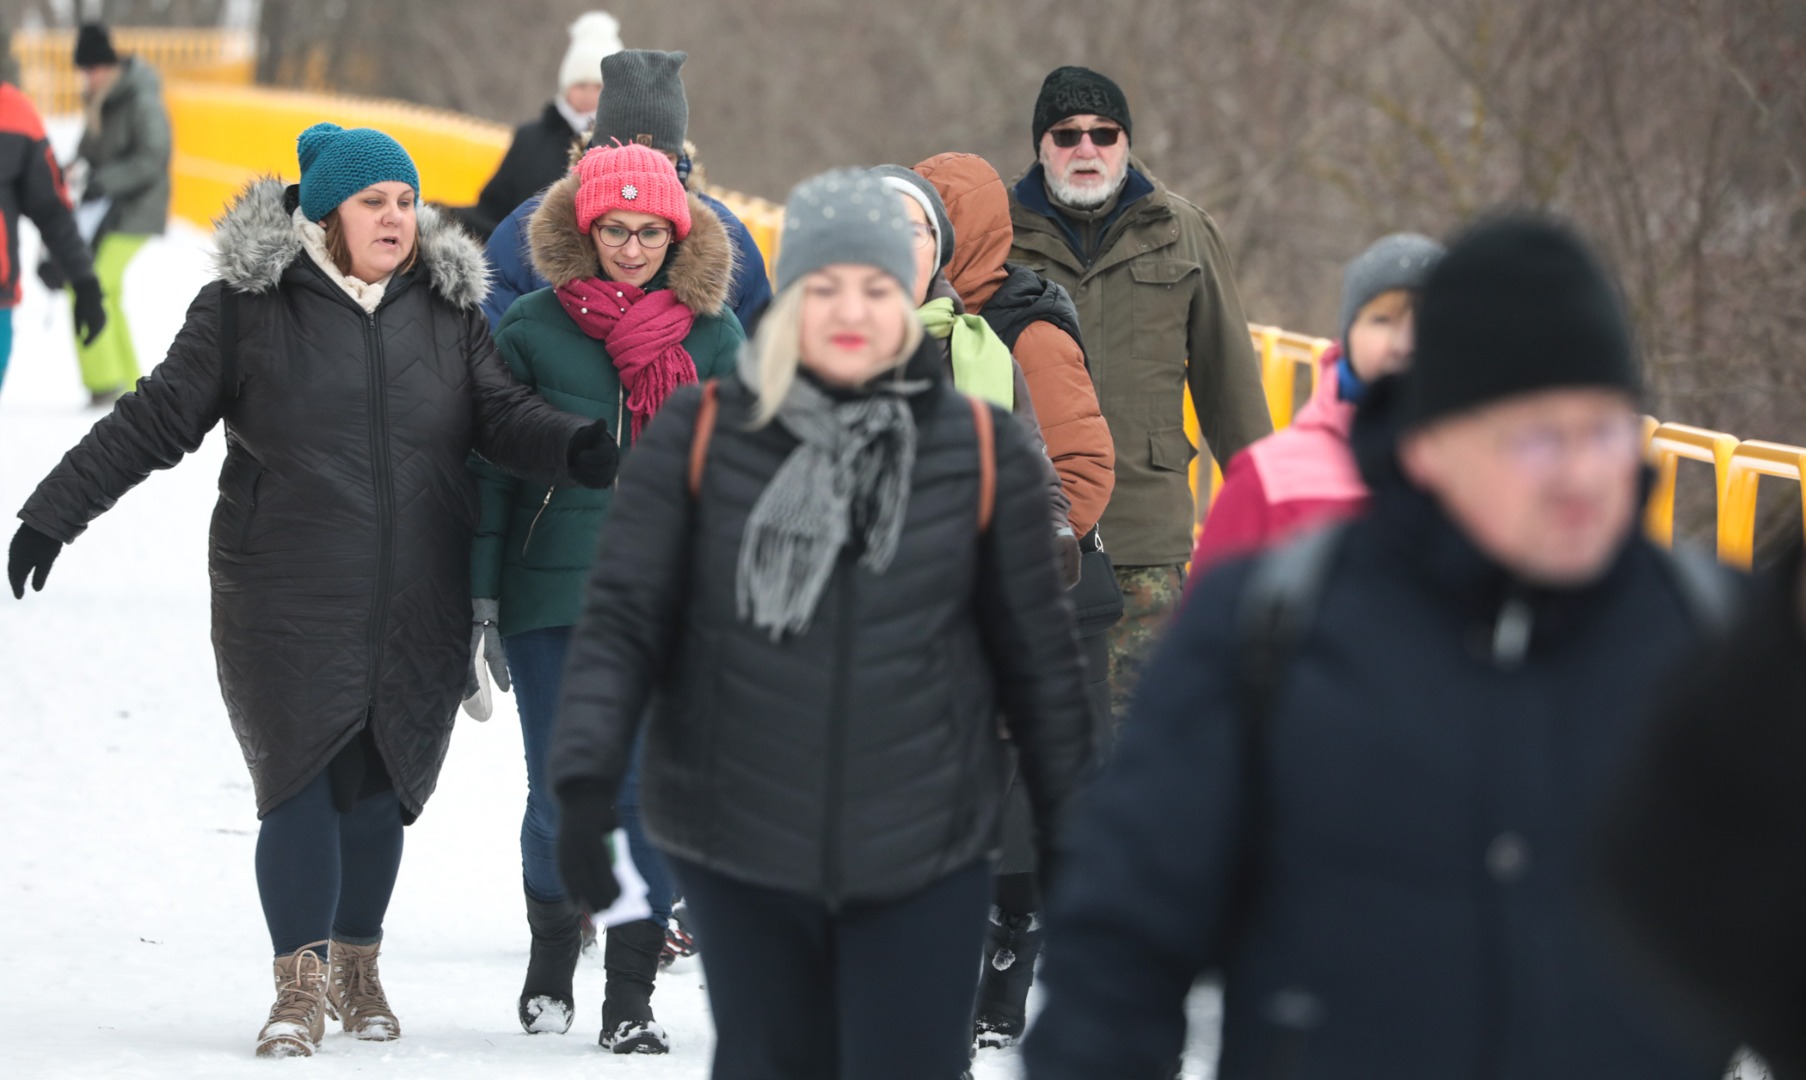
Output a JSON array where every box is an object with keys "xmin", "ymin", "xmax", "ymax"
[
  {"xmin": 528, "ymin": 170, "xmax": 736, "ymax": 316},
  {"xmin": 210, "ymin": 177, "xmax": 491, "ymax": 311}
]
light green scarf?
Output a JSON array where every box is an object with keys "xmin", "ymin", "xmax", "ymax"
[{"xmin": 918, "ymin": 297, "xmax": 1014, "ymax": 409}]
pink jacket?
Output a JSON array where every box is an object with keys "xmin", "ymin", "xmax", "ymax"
[{"xmin": 1189, "ymin": 344, "xmax": 1368, "ymax": 577}]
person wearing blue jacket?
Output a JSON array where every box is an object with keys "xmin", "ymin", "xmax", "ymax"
[
  {"xmin": 1022, "ymin": 217, "xmax": 1741, "ymax": 1080},
  {"xmin": 482, "ymin": 49, "xmax": 770, "ymax": 337}
]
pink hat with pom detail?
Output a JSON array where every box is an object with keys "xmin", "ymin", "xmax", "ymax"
[{"xmin": 573, "ymin": 143, "xmax": 692, "ymax": 240}]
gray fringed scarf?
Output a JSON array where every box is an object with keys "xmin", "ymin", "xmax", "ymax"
[{"xmin": 737, "ymin": 348, "xmax": 928, "ymax": 640}]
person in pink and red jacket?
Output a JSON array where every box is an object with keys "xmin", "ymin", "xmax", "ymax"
[{"xmin": 1189, "ymin": 233, "xmax": 1444, "ymax": 575}]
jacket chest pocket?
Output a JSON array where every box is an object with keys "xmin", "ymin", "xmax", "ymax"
[{"xmin": 1129, "ymin": 258, "xmax": 1197, "ymax": 372}]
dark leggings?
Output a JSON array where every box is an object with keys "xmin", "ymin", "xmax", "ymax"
[
  {"xmin": 672, "ymin": 858, "xmax": 991, "ymax": 1080},
  {"xmin": 255, "ymin": 764, "xmax": 404, "ymax": 956}
]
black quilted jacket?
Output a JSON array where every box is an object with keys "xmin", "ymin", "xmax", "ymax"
[
  {"xmin": 18, "ymin": 180, "xmax": 589, "ymax": 819},
  {"xmin": 550, "ymin": 342, "xmax": 1098, "ymax": 905}
]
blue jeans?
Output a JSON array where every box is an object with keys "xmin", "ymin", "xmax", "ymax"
[{"xmin": 505, "ymin": 625, "xmax": 674, "ymax": 925}]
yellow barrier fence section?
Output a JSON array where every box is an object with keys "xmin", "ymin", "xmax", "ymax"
[
  {"xmin": 164, "ymin": 83, "xmax": 512, "ymax": 227},
  {"xmin": 16, "ymin": 28, "xmax": 254, "ymax": 117}
]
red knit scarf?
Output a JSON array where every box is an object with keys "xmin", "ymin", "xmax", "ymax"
[{"xmin": 555, "ymin": 277, "xmax": 698, "ymax": 439}]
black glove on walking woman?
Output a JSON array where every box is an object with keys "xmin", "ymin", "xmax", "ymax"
[
  {"xmin": 556, "ymin": 781, "xmax": 622, "ymax": 914},
  {"xmin": 566, "ymin": 419, "xmax": 620, "ymax": 489},
  {"xmin": 71, "ymin": 276, "xmax": 108, "ymax": 347},
  {"xmin": 8, "ymin": 523, "xmax": 62, "ymax": 598}
]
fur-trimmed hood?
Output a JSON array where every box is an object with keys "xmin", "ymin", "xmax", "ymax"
[
  {"xmin": 210, "ymin": 177, "xmax": 491, "ymax": 310},
  {"xmin": 527, "ymin": 169, "xmax": 736, "ymax": 316}
]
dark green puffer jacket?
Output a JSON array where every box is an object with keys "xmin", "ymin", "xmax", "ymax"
[{"xmin": 471, "ymin": 174, "xmax": 743, "ymax": 636}]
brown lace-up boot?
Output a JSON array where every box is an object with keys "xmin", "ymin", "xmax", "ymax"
[
  {"xmin": 255, "ymin": 941, "xmax": 329, "ymax": 1058},
  {"xmin": 324, "ymin": 939, "xmax": 401, "ymax": 1041}
]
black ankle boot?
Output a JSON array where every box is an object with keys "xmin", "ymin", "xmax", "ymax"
[
  {"xmin": 973, "ymin": 906, "xmax": 1044, "ymax": 1049},
  {"xmin": 601, "ymin": 918, "xmax": 669, "ymax": 1054},
  {"xmin": 519, "ymin": 887, "xmax": 582, "ymax": 1034}
]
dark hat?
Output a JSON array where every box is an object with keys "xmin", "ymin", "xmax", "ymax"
[
  {"xmin": 1338, "ymin": 232, "xmax": 1444, "ymax": 349},
  {"xmin": 872, "ymin": 164, "xmax": 953, "ymax": 274},
  {"xmin": 1032, "ymin": 66, "xmax": 1131, "ymax": 152},
  {"xmin": 74, "ymin": 23, "xmax": 118, "ymax": 68},
  {"xmin": 590, "ymin": 49, "xmax": 688, "ymax": 155},
  {"xmin": 1401, "ymin": 215, "xmax": 1640, "ymax": 430}
]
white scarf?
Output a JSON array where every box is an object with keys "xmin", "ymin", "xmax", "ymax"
[{"xmin": 293, "ymin": 208, "xmax": 389, "ymax": 314}]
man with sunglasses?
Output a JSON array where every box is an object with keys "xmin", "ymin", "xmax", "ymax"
[{"xmin": 1009, "ymin": 66, "xmax": 1271, "ymax": 733}]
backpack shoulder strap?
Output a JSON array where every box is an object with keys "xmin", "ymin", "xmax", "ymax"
[
  {"xmin": 969, "ymin": 395, "xmax": 995, "ymax": 533},
  {"xmin": 218, "ymin": 286, "xmax": 240, "ymax": 403},
  {"xmin": 1655, "ymin": 543, "xmax": 1740, "ymax": 638},
  {"xmin": 687, "ymin": 379, "xmax": 721, "ymax": 499}
]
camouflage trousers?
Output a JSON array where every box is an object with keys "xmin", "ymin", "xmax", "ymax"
[{"xmin": 1104, "ymin": 564, "xmax": 1186, "ymax": 734}]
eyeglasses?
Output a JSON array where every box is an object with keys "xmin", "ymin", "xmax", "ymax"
[
  {"xmin": 1048, "ymin": 125, "xmax": 1122, "ymax": 149},
  {"xmin": 1494, "ymin": 414, "xmax": 1643, "ymax": 472},
  {"xmin": 594, "ymin": 224, "xmax": 672, "ymax": 249},
  {"xmin": 907, "ymin": 223, "xmax": 935, "ymax": 251}
]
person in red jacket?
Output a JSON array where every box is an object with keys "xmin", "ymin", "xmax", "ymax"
[{"xmin": 1189, "ymin": 233, "xmax": 1443, "ymax": 575}]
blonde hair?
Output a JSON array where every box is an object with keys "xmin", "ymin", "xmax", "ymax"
[
  {"xmin": 321, "ymin": 209, "xmax": 420, "ymax": 280},
  {"xmin": 749, "ymin": 281, "xmax": 926, "ymax": 427}
]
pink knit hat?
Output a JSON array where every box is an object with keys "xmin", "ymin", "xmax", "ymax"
[{"xmin": 573, "ymin": 143, "xmax": 692, "ymax": 240}]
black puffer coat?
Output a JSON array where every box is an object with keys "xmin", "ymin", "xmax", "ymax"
[
  {"xmin": 550, "ymin": 342, "xmax": 1097, "ymax": 905},
  {"xmin": 19, "ymin": 179, "xmax": 589, "ymax": 819}
]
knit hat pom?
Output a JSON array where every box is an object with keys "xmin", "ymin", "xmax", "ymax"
[
  {"xmin": 560, "ymin": 10, "xmax": 625, "ymax": 91},
  {"xmin": 574, "ymin": 142, "xmax": 691, "ymax": 239},
  {"xmin": 296, "ymin": 122, "xmax": 343, "ymax": 173}
]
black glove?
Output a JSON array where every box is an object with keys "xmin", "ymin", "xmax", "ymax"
[
  {"xmin": 71, "ymin": 276, "xmax": 106, "ymax": 346},
  {"xmin": 36, "ymin": 257, "xmax": 67, "ymax": 293},
  {"xmin": 556, "ymin": 782, "xmax": 622, "ymax": 914},
  {"xmin": 566, "ymin": 419, "xmax": 620, "ymax": 489},
  {"xmin": 8, "ymin": 523, "xmax": 62, "ymax": 599},
  {"xmin": 1054, "ymin": 527, "xmax": 1082, "ymax": 590}
]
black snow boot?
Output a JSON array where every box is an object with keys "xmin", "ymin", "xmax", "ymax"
[
  {"xmin": 972, "ymin": 906, "xmax": 1044, "ymax": 1049},
  {"xmin": 600, "ymin": 918, "xmax": 669, "ymax": 1054},
  {"xmin": 518, "ymin": 887, "xmax": 582, "ymax": 1034}
]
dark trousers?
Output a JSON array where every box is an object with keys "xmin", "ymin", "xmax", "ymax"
[
  {"xmin": 255, "ymin": 764, "xmax": 404, "ymax": 956},
  {"xmin": 505, "ymin": 625, "xmax": 676, "ymax": 924},
  {"xmin": 671, "ymin": 858, "xmax": 992, "ymax": 1080}
]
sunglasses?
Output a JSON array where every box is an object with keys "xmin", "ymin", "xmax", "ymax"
[
  {"xmin": 1049, "ymin": 125, "xmax": 1122, "ymax": 149},
  {"xmin": 594, "ymin": 224, "xmax": 672, "ymax": 249}
]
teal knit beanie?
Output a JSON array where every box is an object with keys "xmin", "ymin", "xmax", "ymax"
[{"xmin": 296, "ymin": 123, "xmax": 421, "ymax": 223}]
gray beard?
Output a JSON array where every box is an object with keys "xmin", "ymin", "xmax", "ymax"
[{"xmin": 1046, "ymin": 164, "xmax": 1126, "ymax": 211}]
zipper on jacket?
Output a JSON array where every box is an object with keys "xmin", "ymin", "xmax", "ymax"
[
  {"xmin": 363, "ymin": 311, "xmax": 396, "ymax": 708},
  {"xmin": 520, "ymin": 487, "xmax": 555, "ymax": 556},
  {"xmin": 1490, "ymin": 591, "xmax": 1533, "ymax": 670},
  {"xmin": 822, "ymin": 558, "xmax": 855, "ymax": 911}
]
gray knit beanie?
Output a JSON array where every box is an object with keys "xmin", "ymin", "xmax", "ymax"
[
  {"xmin": 774, "ymin": 169, "xmax": 917, "ymax": 295},
  {"xmin": 1338, "ymin": 232, "xmax": 1445, "ymax": 347},
  {"xmin": 590, "ymin": 49, "xmax": 688, "ymax": 154},
  {"xmin": 872, "ymin": 165, "xmax": 953, "ymax": 274}
]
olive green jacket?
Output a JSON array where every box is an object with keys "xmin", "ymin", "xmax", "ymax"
[{"xmin": 1009, "ymin": 161, "xmax": 1270, "ymax": 566}]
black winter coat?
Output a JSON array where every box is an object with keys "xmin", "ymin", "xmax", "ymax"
[
  {"xmin": 463, "ymin": 103, "xmax": 582, "ymax": 242},
  {"xmin": 1024, "ymin": 467, "xmax": 1738, "ymax": 1080},
  {"xmin": 1597, "ymin": 546, "xmax": 1806, "ymax": 1079},
  {"xmin": 18, "ymin": 179, "xmax": 589, "ymax": 820},
  {"xmin": 550, "ymin": 343, "xmax": 1097, "ymax": 906}
]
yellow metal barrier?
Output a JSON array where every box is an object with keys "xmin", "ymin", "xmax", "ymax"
[
  {"xmin": 15, "ymin": 28, "xmax": 253, "ymax": 117},
  {"xmin": 1717, "ymin": 441, "xmax": 1806, "ymax": 569},
  {"xmin": 163, "ymin": 83, "xmax": 512, "ymax": 227},
  {"xmin": 1642, "ymin": 422, "xmax": 1738, "ymax": 553}
]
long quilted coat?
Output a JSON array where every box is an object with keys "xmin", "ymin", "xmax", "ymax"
[{"xmin": 18, "ymin": 179, "xmax": 590, "ymax": 820}]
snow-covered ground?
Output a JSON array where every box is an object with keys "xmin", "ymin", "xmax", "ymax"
[{"xmin": 0, "ymin": 185, "xmax": 1224, "ymax": 1076}]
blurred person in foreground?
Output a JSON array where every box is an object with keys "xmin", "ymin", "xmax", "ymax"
[
  {"xmin": 550, "ymin": 169, "xmax": 1093, "ymax": 1080},
  {"xmin": 1596, "ymin": 543, "xmax": 1806, "ymax": 1079},
  {"xmin": 1023, "ymin": 216, "xmax": 1741, "ymax": 1080}
]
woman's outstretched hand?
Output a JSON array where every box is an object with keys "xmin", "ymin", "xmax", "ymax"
[{"xmin": 8, "ymin": 523, "xmax": 61, "ymax": 599}]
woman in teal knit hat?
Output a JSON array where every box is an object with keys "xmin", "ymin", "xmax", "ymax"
[{"xmin": 7, "ymin": 122, "xmax": 619, "ymax": 1058}]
